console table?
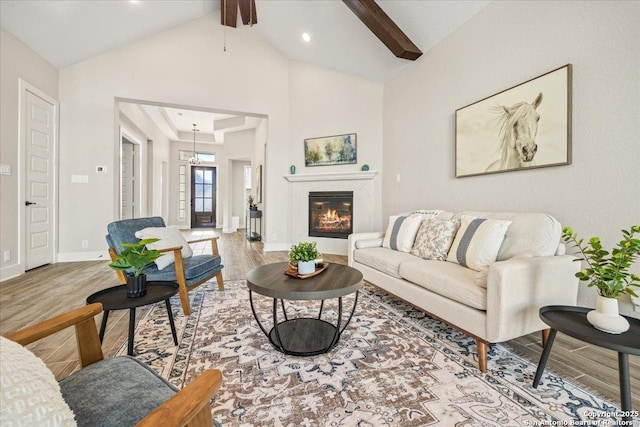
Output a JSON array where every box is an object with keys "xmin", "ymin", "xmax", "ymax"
[{"xmin": 246, "ymin": 209, "xmax": 262, "ymax": 241}]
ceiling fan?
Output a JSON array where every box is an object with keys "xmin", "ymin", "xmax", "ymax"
[{"xmin": 220, "ymin": 0, "xmax": 421, "ymax": 61}]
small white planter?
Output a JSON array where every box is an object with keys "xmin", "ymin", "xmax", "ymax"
[
  {"xmin": 297, "ymin": 260, "xmax": 316, "ymax": 275},
  {"xmin": 586, "ymin": 295, "xmax": 630, "ymax": 334}
]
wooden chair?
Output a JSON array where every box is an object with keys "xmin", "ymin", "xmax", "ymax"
[
  {"xmin": 3, "ymin": 303, "xmax": 222, "ymax": 427},
  {"xmin": 106, "ymin": 217, "xmax": 224, "ymax": 316}
]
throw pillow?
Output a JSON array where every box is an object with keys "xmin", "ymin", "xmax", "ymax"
[
  {"xmin": 135, "ymin": 226, "xmax": 193, "ymax": 270},
  {"xmin": 411, "ymin": 218, "xmax": 460, "ymax": 261},
  {"xmin": 382, "ymin": 214, "xmax": 423, "ymax": 253},
  {"xmin": 447, "ymin": 215, "xmax": 512, "ymax": 271},
  {"xmin": 0, "ymin": 336, "xmax": 77, "ymax": 427}
]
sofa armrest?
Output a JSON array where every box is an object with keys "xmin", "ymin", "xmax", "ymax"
[
  {"xmin": 485, "ymin": 255, "xmax": 580, "ymax": 343},
  {"xmin": 348, "ymin": 232, "xmax": 385, "ymax": 266}
]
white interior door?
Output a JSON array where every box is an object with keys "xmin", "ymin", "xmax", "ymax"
[{"xmin": 25, "ymin": 90, "xmax": 56, "ymax": 270}]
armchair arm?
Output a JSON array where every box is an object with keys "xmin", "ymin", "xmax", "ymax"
[
  {"xmin": 348, "ymin": 232, "xmax": 385, "ymax": 266},
  {"xmin": 5, "ymin": 303, "xmax": 104, "ymax": 367},
  {"xmin": 486, "ymin": 255, "xmax": 580, "ymax": 343},
  {"xmin": 137, "ymin": 369, "xmax": 223, "ymax": 427},
  {"xmin": 187, "ymin": 236, "xmax": 220, "ymax": 257}
]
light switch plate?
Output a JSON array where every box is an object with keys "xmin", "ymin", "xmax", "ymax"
[{"xmin": 0, "ymin": 164, "xmax": 11, "ymax": 175}]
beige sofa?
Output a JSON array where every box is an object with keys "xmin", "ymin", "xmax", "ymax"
[{"xmin": 348, "ymin": 211, "xmax": 580, "ymax": 372}]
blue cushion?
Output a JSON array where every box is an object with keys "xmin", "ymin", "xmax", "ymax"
[
  {"xmin": 142, "ymin": 255, "xmax": 223, "ymax": 284},
  {"xmin": 106, "ymin": 217, "xmax": 166, "ymax": 254},
  {"xmin": 59, "ymin": 356, "xmax": 177, "ymax": 427}
]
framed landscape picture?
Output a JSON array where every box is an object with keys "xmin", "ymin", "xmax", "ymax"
[
  {"xmin": 304, "ymin": 133, "xmax": 357, "ymax": 167},
  {"xmin": 455, "ymin": 64, "xmax": 572, "ymax": 177}
]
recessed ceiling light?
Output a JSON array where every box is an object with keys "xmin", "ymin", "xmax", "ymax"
[{"xmin": 302, "ymin": 33, "xmax": 312, "ymax": 43}]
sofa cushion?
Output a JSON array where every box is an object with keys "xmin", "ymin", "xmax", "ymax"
[
  {"xmin": 0, "ymin": 336, "xmax": 77, "ymax": 427},
  {"xmin": 135, "ymin": 226, "xmax": 193, "ymax": 270},
  {"xmin": 59, "ymin": 356, "xmax": 176, "ymax": 427},
  {"xmin": 447, "ymin": 215, "xmax": 511, "ymax": 271},
  {"xmin": 411, "ymin": 218, "xmax": 460, "ymax": 261},
  {"xmin": 399, "ymin": 260, "xmax": 488, "ymax": 310},
  {"xmin": 382, "ymin": 214, "xmax": 423, "ymax": 252},
  {"xmin": 354, "ymin": 247, "xmax": 420, "ymax": 279},
  {"xmin": 455, "ymin": 212, "xmax": 561, "ymax": 260}
]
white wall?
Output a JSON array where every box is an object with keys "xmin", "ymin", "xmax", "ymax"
[
  {"xmin": 0, "ymin": 27, "xmax": 59, "ymax": 280},
  {"xmin": 222, "ymin": 128, "xmax": 255, "ymax": 232},
  {"xmin": 383, "ymin": 1, "xmax": 640, "ymax": 314},
  {"xmin": 57, "ymin": 15, "xmax": 291, "ymax": 258},
  {"xmin": 284, "ymin": 62, "xmax": 384, "ymax": 254}
]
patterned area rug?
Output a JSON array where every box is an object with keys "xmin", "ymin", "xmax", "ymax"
[{"xmin": 120, "ymin": 280, "xmax": 629, "ymax": 426}]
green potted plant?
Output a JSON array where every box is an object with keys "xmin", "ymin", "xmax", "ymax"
[
  {"xmin": 562, "ymin": 225, "xmax": 640, "ymax": 334},
  {"xmin": 288, "ymin": 241, "xmax": 320, "ymax": 275},
  {"xmin": 247, "ymin": 195, "xmax": 257, "ymax": 211},
  {"xmin": 108, "ymin": 238, "xmax": 163, "ymax": 297}
]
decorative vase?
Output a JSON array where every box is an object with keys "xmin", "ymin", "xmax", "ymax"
[
  {"xmin": 290, "ymin": 165, "xmax": 296, "ymax": 174},
  {"xmin": 297, "ymin": 260, "xmax": 315, "ymax": 275},
  {"xmin": 126, "ymin": 273, "xmax": 147, "ymax": 298},
  {"xmin": 586, "ymin": 295, "xmax": 629, "ymax": 334}
]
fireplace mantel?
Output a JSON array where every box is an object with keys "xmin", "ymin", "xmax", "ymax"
[{"xmin": 284, "ymin": 170, "xmax": 377, "ymax": 182}]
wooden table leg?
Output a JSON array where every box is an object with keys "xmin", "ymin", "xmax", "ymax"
[{"xmin": 533, "ymin": 329, "xmax": 557, "ymax": 388}]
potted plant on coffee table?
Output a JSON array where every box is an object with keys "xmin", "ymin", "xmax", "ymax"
[
  {"xmin": 562, "ymin": 225, "xmax": 640, "ymax": 334},
  {"xmin": 109, "ymin": 238, "xmax": 163, "ymax": 298},
  {"xmin": 289, "ymin": 241, "xmax": 320, "ymax": 275}
]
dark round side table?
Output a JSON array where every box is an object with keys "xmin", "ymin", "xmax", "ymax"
[
  {"xmin": 533, "ymin": 305, "xmax": 640, "ymax": 421},
  {"xmin": 86, "ymin": 281, "xmax": 179, "ymax": 356},
  {"xmin": 247, "ymin": 262, "xmax": 363, "ymax": 356}
]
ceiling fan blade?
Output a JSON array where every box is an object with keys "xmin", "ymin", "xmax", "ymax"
[
  {"xmin": 239, "ymin": 0, "xmax": 258, "ymax": 25},
  {"xmin": 221, "ymin": 0, "xmax": 238, "ymax": 28}
]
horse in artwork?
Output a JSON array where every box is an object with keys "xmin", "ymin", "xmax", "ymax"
[{"xmin": 485, "ymin": 92, "xmax": 543, "ymax": 172}]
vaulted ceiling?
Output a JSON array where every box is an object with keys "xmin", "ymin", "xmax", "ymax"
[{"xmin": 1, "ymin": 0, "xmax": 488, "ymax": 143}]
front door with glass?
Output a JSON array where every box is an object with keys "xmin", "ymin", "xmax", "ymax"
[{"xmin": 190, "ymin": 166, "xmax": 216, "ymax": 228}]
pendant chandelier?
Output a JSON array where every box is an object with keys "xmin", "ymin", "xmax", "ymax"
[{"xmin": 189, "ymin": 124, "xmax": 200, "ymax": 165}]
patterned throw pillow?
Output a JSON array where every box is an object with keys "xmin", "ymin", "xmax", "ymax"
[
  {"xmin": 382, "ymin": 214, "xmax": 423, "ymax": 253},
  {"xmin": 447, "ymin": 215, "xmax": 512, "ymax": 271},
  {"xmin": 0, "ymin": 336, "xmax": 77, "ymax": 426},
  {"xmin": 411, "ymin": 218, "xmax": 460, "ymax": 261}
]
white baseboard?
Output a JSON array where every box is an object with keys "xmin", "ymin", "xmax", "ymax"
[
  {"xmin": 57, "ymin": 251, "xmax": 110, "ymax": 262},
  {"xmin": 0, "ymin": 264, "xmax": 23, "ymax": 282},
  {"xmin": 222, "ymin": 227, "xmax": 237, "ymax": 234},
  {"xmin": 263, "ymin": 242, "xmax": 291, "ymax": 252}
]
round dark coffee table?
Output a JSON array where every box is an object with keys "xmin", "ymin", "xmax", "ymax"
[
  {"xmin": 246, "ymin": 262, "xmax": 363, "ymax": 356},
  {"xmin": 533, "ymin": 305, "xmax": 640, "ymax": 421},
  {"xmin": 86, "ymin": 281, "xmax": 179, "ymax": 356}
]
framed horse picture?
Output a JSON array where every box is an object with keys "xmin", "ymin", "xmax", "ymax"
[{"xmin": 455, "ymin": 64, "xmax": 572, "ymax": 177}]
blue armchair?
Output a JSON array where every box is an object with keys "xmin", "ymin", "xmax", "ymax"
[{"xmin": 106, "ymin": 217, "xmax": 224, "ymax": 316}]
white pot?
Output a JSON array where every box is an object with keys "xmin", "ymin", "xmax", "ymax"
[
  {"xmin": 297, "ymin": 260, "xmax": 316, "ymax": 275},
  {"xmin": 586, "ymin": 295, "xmax": 630, "ymax": 334}
]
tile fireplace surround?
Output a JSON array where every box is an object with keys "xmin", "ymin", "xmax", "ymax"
[{"xmin": 285, "ymin": 171, "xmax": 379, "ymax": 255}]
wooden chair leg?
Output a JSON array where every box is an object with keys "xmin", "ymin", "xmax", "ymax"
[
  {"xmin": 177, "ymin": 280, "xmax": 192, "ymax": 316},
  {"xmin": 541, "ymin": 328, "xmax": 551, "ymax": 347},
  {"xmin": 477, "ymin": 339, "xmax": 488, "ymax": 373},
  {"xmin": 215, "ymin": 271, "xmax": 224, "ymax": 291}
]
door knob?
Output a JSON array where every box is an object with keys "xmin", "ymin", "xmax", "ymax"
[{"xmin": 25, "ymin": 201, "xmax": 36, "ymax": 206}]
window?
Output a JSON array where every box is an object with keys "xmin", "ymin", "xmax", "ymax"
[
  {"xmin": 179, "ymin": 150, "xmax": 215, "ymax": 163},
  {"xmin": 178, "ymin": 165, "xmax": 186, "ymax": 220}
]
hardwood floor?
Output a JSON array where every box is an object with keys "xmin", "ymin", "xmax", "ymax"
[{"xmin": 1, "ymin": 229, "xmax": 637, "ymax": 410}]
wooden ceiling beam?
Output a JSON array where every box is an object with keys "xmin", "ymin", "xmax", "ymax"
[
  {"xmin": 238, "ymin": 0, "xmax": 258, "ymax": 25},
  {"xmin": 342, "ymin": 0, "xmax": 422, "ymax": 61}
]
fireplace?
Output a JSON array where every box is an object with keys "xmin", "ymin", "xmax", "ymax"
[{"xmin": 308, "ymin": 191, "xmax": 353, "ymax": 239}]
